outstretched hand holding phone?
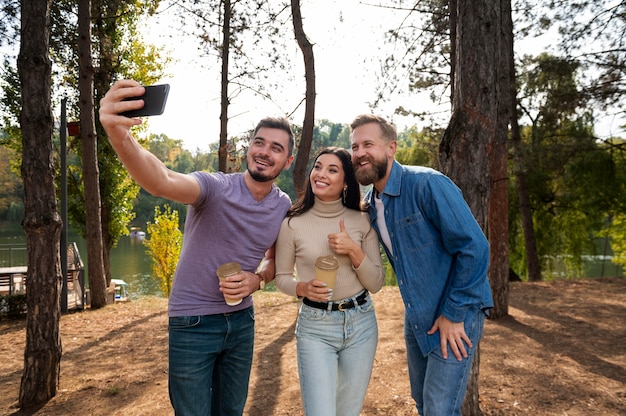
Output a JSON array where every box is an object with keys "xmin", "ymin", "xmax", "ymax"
[
  {"xmin": 120, "ymin": 84, "xmax": 170, "ymax": 118},
  {"xmin": 98, "ymin": 80, "xmax": 199, "ymax": 205}
]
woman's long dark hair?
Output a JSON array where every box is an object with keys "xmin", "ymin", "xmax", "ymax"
[{"xmin": 287, "ymin": 147, "xmax": 362, "ymax": 219}]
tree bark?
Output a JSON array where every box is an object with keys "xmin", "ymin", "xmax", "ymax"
[
  {"xmin": 511, "ymin": 119, "xmax": 542, "ymax": 281},
  {"xmin": 78, "ymin": 0, "xmax": 108, "ymax": 308},
  {"xmin": 508, "ymin": 41, "xmax": 541, "ymax": 283},
  {"xmin": 18, "ymin": 0, "xmax": 63, "ymax": 408},
  {"xmin": 290, "ymin": 0, "xmax": 316, "ymax": 197},
  {"xmin": 439, "ymin": 0, "xmax": 503, "ymax": 414},
  {"xmin": 218, "ymin": 0, "xmax": 231, "ymax": 173},
  {"xmin": 488, "ymin": 0, "xmax": 512, "ymax": 319},
  {"xmin": 92, "ymin": 0, "xmax": 123, "ymax": 287}
]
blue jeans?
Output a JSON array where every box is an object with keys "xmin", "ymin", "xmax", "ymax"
[
  {"xmin": 404, "ymin": 308, "xmax": 485, "ymax": 416},
  {"xmin": 295, "ymin": 293, "xmax": 378, "ymax": 416},
  {"xmin": 168, "ymin": 307, "xmax": 255, "ymax": 416}
]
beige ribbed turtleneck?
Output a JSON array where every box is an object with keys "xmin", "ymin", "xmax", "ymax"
[{"xmin": 274, "ymin": 197, "xmax": 384, "ymax": 301}]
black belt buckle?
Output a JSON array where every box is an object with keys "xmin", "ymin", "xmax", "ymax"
[{"xmin": 337, "ymin": 301, "xmax": 350, "ymax": 311}]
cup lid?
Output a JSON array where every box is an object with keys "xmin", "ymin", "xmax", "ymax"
[
  {"xmin": 315, "ymin": 255, "xmax": 339, "ymax": 270},
  {"xmin": 216, "ymin": 262, "xmax": 242, "ymax": 277}
]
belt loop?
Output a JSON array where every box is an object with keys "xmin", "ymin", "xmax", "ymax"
[{"xmin": 327, "ymin": 301, "xmax": 332, "ymax": 311}]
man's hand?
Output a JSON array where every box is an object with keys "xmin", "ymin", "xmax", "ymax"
[
  {"xmin": 219, "ymin": 271, "xmax": 259, "ymax": 299},
  {"xmin": 98, "ymin": 80, "xmax": 145, "ymax": 143},
  {"xmin": 428, "ymin": 315, "xmax": 472, "ymax": 361}
]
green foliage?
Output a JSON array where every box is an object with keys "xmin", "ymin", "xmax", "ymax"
[
  {"xmin": 394, "ymin": 126, "xmax": 442, "ymax": 168},
  {"xmin": 510, "ymin": 53, "xmax": 626, "ymax": 278},
  {"xmin": 610, "ymin": 214, "xmax": 626, "ymax": 269},
  {"xmin": 144, "ymin": 205, "xmax": 182, "ymax": 297},
  {"xmin": 380, "ymin": 250, "xmax": 397, "ymax": 286},
  {"xmin": 0, "ymin": 145, "xmax": 22, "ymax": 221},
  {"xmin": 0, "ymin": 294, "xmax": 27, "ymax": 320}
]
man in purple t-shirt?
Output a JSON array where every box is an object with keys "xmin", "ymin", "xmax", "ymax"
[{"xmin": 100, "ymin": 80, "xmax": 295, "ymax": 415}]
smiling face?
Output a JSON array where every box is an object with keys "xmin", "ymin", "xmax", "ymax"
[
  {"xmin": 246, "ymin": 127, "xmax": 294, "ymax": 183},
  {"xmin": 350, "ymin": 122, "xmax": 396, "ymax": 192},
  {"xmin": 310, "ymin": 153, "xmax": 346, "ymax": 202}
]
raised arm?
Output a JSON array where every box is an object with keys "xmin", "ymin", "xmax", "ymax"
[{"xmin": 98, "ymin": 79, "xmax": 200, "ymax": 204}]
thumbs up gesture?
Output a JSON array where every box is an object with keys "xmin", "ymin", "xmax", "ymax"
[{"xmin": 327, "ymin": 219, "xmax": 353, "ymax": 255}]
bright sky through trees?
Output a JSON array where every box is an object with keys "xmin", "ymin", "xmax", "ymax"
[{"xmin": 144, "ymin": 0, "xmax": 435, "ymax": 152}]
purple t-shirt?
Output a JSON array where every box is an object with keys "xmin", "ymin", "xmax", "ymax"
[{"xmin": 168, "ymin": 171, "xmax": 291, "ymax": 316}]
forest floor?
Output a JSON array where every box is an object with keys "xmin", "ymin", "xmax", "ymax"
[{"xmin": 1, "ymin": 278, "xmax": 625, "ymax": 416}]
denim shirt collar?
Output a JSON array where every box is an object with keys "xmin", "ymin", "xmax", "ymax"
[
  {"xmin": 369, "ymin": 160, "xmax": 403, "ymax": 205},
  {"xmin": 381, "ymin": 160, "xmax": 403, "ymax": 197}
]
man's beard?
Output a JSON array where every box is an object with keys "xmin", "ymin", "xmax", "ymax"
[
  {"xmin": 247, "ymin": 165, "xmax": 280, "ymax": 183},
  {"xmin": 354, "ymin": 157, "xmax": 387, "ymax": 186}
]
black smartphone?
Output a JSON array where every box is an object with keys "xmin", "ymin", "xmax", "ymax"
[{"xmin": 120, "ymin": 84, "xmax": 170, "ymax": 117}]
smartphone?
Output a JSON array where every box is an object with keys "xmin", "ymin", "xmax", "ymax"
[{"xmin": 120, "ymin": 84, "xmax": 170, "ymax": 117}]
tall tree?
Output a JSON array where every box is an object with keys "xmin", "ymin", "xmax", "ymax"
[
  {"xmin": 439, "ymin": 0, "xmax": 506, "ymax": 413},
  {"xmin": 513, "ymin": 53, "xmax": 599, "ymax": 277},
  {"xmin": 488, "ymin": 0, "xmax": 513, "ymax": 318},
  {"xmin": 518, "ymin": 0, "xmax": 626, "ymax": 127},
  {"xmin": 218, "ymin": 0, "xmax": 232, "ymax": 173},
  {"xmin": 290, "ymin": 0, "xmax": 316, "ymax": 196},
  {"xmin": 175, "ymin": 0, "xmax": 291, "ymax": 169},
  {"xmin": 78, "ymin": 0, "xmax": 107, "ymax": 308},
  {"xmin": 93, "ymin": 0, "xmax": 155, "ymax": 288},
  {"xmin": 18, "ymin": 0, "xmax": 63, "ymax": 408}
]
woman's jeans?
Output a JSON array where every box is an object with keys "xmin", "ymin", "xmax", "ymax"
[
  {"xmin": 168, "ymin": 307, "xmax": 255, "ymax": 416},
  {"xmin": 295, "ymin": 293, "xmax": 378, "ymax": 416},
  {"xmin": 404, "ymin": 308, "xmax": 485, "ymax": 416}
]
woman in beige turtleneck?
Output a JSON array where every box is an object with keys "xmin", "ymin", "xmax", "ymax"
[{"xmin": 275, "ymin": 147, "xmax": 384, "ymax": 416}]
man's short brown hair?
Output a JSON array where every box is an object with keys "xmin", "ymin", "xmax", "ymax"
[{"xmin": 350, "ymin": 114, "xmax": 397, "ymax": 143}]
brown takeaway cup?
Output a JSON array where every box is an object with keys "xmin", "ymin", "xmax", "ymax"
[
  {"xmin": 216, "ymin": 262, "xmax": 243, "ymax": 306},
  {"xmin": 314, "ymin": 255, "xmax": 340, "ymax": 291}
]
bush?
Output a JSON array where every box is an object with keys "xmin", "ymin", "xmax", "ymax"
[
  {"xmin": 144, "ymin": 205, "xmax": 182, "ymax": 297},
  {"xmin": 0, "ymin": 294, "xmax": 27, "ymax": 320}
]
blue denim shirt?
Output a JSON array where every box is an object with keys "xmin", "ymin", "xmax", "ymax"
[{"xmin": 366, "ymin": 161, "xmax": 493, "ymax": 355}]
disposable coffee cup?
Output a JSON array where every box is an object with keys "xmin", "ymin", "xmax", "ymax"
[
  {"xmin": 216, "ymin": 262, "xmax": 243, "ymax": 306},
  {"xmin": 314, "ymin": 255, "xmax": 340, "ymax": 291}
]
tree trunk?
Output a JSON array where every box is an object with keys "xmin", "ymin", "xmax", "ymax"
[
  {"xmin": 488, "ymin": 0, "xmax": 513, "ymax": 320},
  {"xmin": 511, "ymin": 120, "xmax": 542, "ymax": 281},
  {"xmin": 93, "ymin": 0, "xmax": 123, "ymax": 287},
  {"xmin": 439, "ymin": 0, "xmax": 502, "ymax": 414},
  {"xmin": 508, "ymin": 41, "xmax": 541, "ymax": 282},
  {"xmin": 290, "ymin": 0, "xmax": 316, "ymax": 197},
  {"xmin": 78, "ymin": 0, "xmax": 107, "ymax": 309},
  {"xmin": 18, "ymin": 0, "xmax": 63, "ymax": 408},
  {"xmin": 218, "ymin": 0, "xmax": 231, "ymax": 173}
]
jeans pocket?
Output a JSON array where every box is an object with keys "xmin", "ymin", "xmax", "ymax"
[
  {"xmin": 298, "ymin": 303, "xmax": 327, "ymax": 321},
  {"xmin": 246, "ymin": 306, "xmax": 256, "ymax": 321},
  {"xmin": 168, "ymin": 315, "xmax": 201, "ymax": 329}
]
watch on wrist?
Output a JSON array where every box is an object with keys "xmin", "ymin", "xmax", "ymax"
[{"xmin": 257, "ymin": 274, "xmax": 266, "ymax": 291}]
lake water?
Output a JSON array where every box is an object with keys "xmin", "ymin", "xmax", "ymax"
[
  {"xmin": 1, "ymin": 229, "xmax": 622, "ymax": 300},
  {"xmin": 0, "ymin": 230, "xmax": 161, "ymax": 299}
]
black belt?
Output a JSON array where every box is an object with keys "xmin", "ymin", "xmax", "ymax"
[{"xmin": 303, "ymin": 290, "xmax": 368, "ymax": 311}]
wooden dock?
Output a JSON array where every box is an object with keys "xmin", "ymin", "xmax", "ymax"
[
  {"xmin": 0, "ymin": 266, "xmax": 27, "ymax": 295},
  {"xmin": 0, "ymin": 243, "xmax": 85, "ymax": 311}
]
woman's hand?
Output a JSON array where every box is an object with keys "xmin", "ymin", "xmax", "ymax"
[
  {"xmin": 327, "ymin": 219, "xmax": 364, "ymax": 268},
  {"xmin": 296, "ymin": 280, "xmax": 332, "ymax": 302}
]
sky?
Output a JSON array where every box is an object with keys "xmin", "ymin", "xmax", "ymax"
[
  {"xmin": 143, "ymin": 0, "xmax": 432, "ymax": 152},
  {"xmin": 141, "ymin": 1, "xmax": 626, "ymax": 154}
]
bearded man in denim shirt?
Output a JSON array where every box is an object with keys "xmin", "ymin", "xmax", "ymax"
[{"xmin": 350, "ymin": 114, "xmax": 493, "ymax": 416}]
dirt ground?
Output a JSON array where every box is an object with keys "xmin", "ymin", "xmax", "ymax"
[{"xmin": 1, "ymin": 278, "xmax": 625, "ymax": 416}]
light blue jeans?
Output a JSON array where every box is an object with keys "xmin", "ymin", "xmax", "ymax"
[
  {"xmin": 404, "ymin": 308, "xmax": 485, "ymax": 416},
  {"xmin": 168, "ymin": 307, "xmax": 255, "ymax": 416},
  {"xmin": 295, "ymin": 293, "xmax": 378, "ymax": 416}
]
